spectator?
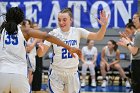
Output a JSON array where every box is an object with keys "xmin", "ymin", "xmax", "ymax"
[{"xmin": 81, "ymin": 40, "xmax": 97, "ymax": 87}]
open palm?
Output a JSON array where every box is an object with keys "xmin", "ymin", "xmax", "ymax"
[{"xmin": 97, "ymin": 10, "xmax": 109, "ymax": 26}]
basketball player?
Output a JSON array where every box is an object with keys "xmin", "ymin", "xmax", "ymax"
[
  {"xmin": 37, "ymin": 8, "xmax": 109, "ymax": 93},
  {"xmin": 81, "ymin": 40, "xmax": 97, "ymax": 87},
  {"xmin": 0, "ymin": 7, "xmax": 81, "ymax": 93},
  {"xmin": 100, "ymin": 40, "xmax": 130, "ymax": 88}
]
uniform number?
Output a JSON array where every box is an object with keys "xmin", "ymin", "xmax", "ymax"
[
  {"xmin": 62, "ymin": 48, "xmax": 72, "ymax": 59},
  {"xmin": 5, "ymin": 32, "xmax": 18, "ymax": 45}
]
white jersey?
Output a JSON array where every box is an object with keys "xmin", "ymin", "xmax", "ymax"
[
  {"xmin": 82, "ymin": 46, "xmax": 97, "ymax": 64},
  {"xmin": 44, "ymin": 27, "xmax": 90, "ymax": 69},
  {"xmin": 27, "ymin": 38, "xmax": 36, "ymax": 56},
  {"xmin": 0, "ymin": 25, "xmax": 28, "ymax": 77},
  {"xmin": 104, "ymin": 46, "xmax": 116, "ymax": 63},
  {"xmin": 27, "ymin": 38, "xmax": 36, "ymax": 71}
]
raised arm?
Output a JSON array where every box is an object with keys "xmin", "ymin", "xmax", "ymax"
[{"xmin": 87, "ymin": 10, "xmax": 109, "ymax": 40}]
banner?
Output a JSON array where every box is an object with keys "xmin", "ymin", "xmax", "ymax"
[{"xmin": 0, "ymin": 0, "xmax": 138, "ymax": 28}]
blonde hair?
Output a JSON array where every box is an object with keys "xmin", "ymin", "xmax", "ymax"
[
  {"xmin": 135, "ymin": 12, "xmax": 140, "ymax": 19},
  {"xmin": 59, "ymin": 8, "xmax": 73, "ymax": 18}
]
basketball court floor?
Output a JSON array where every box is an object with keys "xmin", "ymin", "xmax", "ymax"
[
  {"xmin": 40, "ymin": 73, "xmax": 131, "ymax": 93},
  {"xmin": 40, "ymin": 84, "xmax": 131, "ymax": 93}
]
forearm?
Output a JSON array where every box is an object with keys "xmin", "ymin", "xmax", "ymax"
[
  {"xmin": 101, "ymin": 58, "xmax": 108, "ymax": 64},
  {"xmin": 110, "ymin": 60, "xmax": 120, "ymax": 66},
  {"xmin": 26, "ymin": 29, "xmax": 71, "ymax": 50},
  {"xmin": 45, "ymin": 34, "xmax": 71, "ymax": 50},
  {"xmin": 127, "ymin": 45, "xmax": 138, "ymax": 55},
  {"xmin": 96, "ymin": 25, "xmax": 107, "ymax": 40}
]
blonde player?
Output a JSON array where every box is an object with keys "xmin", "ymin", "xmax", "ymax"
[
  {"xmin": 37, "ymin": 8, "xmax": 108, "ymax": 93},
  {"xmin": 0, "ymin": 7, "xmax": 81, "ymax": 93},
  {"xmin": 81, "ymin": 40, "xmax": 97, "ymax": 87}
]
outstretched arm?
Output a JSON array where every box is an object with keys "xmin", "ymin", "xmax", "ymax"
[{"xmin": 24, "ymin": 28, "xmax": 81, "ymax": 58}]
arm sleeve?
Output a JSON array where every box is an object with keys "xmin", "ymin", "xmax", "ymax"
[{"xmin": 78, "ymin": 28, "xmax": 90, "ymax": 39}]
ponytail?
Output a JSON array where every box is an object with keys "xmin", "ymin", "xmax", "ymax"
[{"xmin": 5, "ymin": 21, "xmax": 18, "ymax": 35}]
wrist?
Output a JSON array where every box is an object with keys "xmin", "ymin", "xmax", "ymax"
[{"xmin": 126, "ymin": 43, "xmax": 132, "ymax": 47}]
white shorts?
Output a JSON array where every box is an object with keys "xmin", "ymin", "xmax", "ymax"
[
  {"xmin": 48, "ymin": 67, "xmax": 80, "ymax": 93},
  {"xmin": 0, "ymin": 73, "xmax": 30, "ymax": 93},
  {"xmin": 82, "ymin": 63, "xmax": 95, "ymax": 76}
]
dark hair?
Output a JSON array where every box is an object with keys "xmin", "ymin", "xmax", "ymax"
[
  {"xmin": 87, "ymin": 39, "xmax": 93, "ymax": 44},
  {"xmin": 125, "ymin": 19, "xmax": 136, "ymax": 29},
  {"xmin": 59, "ymin": 8, "xmax": 73, "ymax": 18},
  {"xmin": 0, "ymin": 7, "xmax": 24, "ymax": 35},
  {"xmin": 21, "ymin": 19, "xmax": 32, "ymax": 27},
  {"xmin": 109, "ymin": 40, "xmax": 118, "ymax": 51}
]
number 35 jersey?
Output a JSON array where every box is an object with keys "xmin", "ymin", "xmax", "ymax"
[
  {"xmin": 44, "ymin": 27, "xmax": 90, "ymax": 69},
  {"xmin": 0, "ymin": 25, "xmax": 27, "ymax": 77}
]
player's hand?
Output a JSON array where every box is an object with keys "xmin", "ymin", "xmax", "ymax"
[
  {"xmin": 97, "ymin": 10, "xmax": 109, "ymax": 26},
  {"xmin": 117, "ymin": 41, "xmax": 127, "ymax": 47},
  {"xmin": 37, "ymin": 42, "xmax": 44, "ymax": 51},
  {"xmin": 68, "ymin": 47, "xmax": 82, "ymax": 58},
  {"xmin": 120, "ymin": 37, "xmax": 131, "ymax": 45}
]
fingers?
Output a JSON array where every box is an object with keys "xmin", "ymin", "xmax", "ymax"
[
  {"xmin": 102, "ymin": 10, "xmax": 106, "ymax": 17},
  {"xmin": 99, "ymin": 11, "xmax": 104, "ymax": 21},
  {"xmin": 98, "ymin": 10, "xmax": 109, "ymax": 26},
  {"xmin": 107, "ymin": 14, "xmax": 110, "ymax": 20},
  {"xmin": 71, "ymin": 53, "xmax": 76, "ymax": 58},
  {"xmin": 69, "ymin": 47, "xmax": 82, "ymax": 58}
]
